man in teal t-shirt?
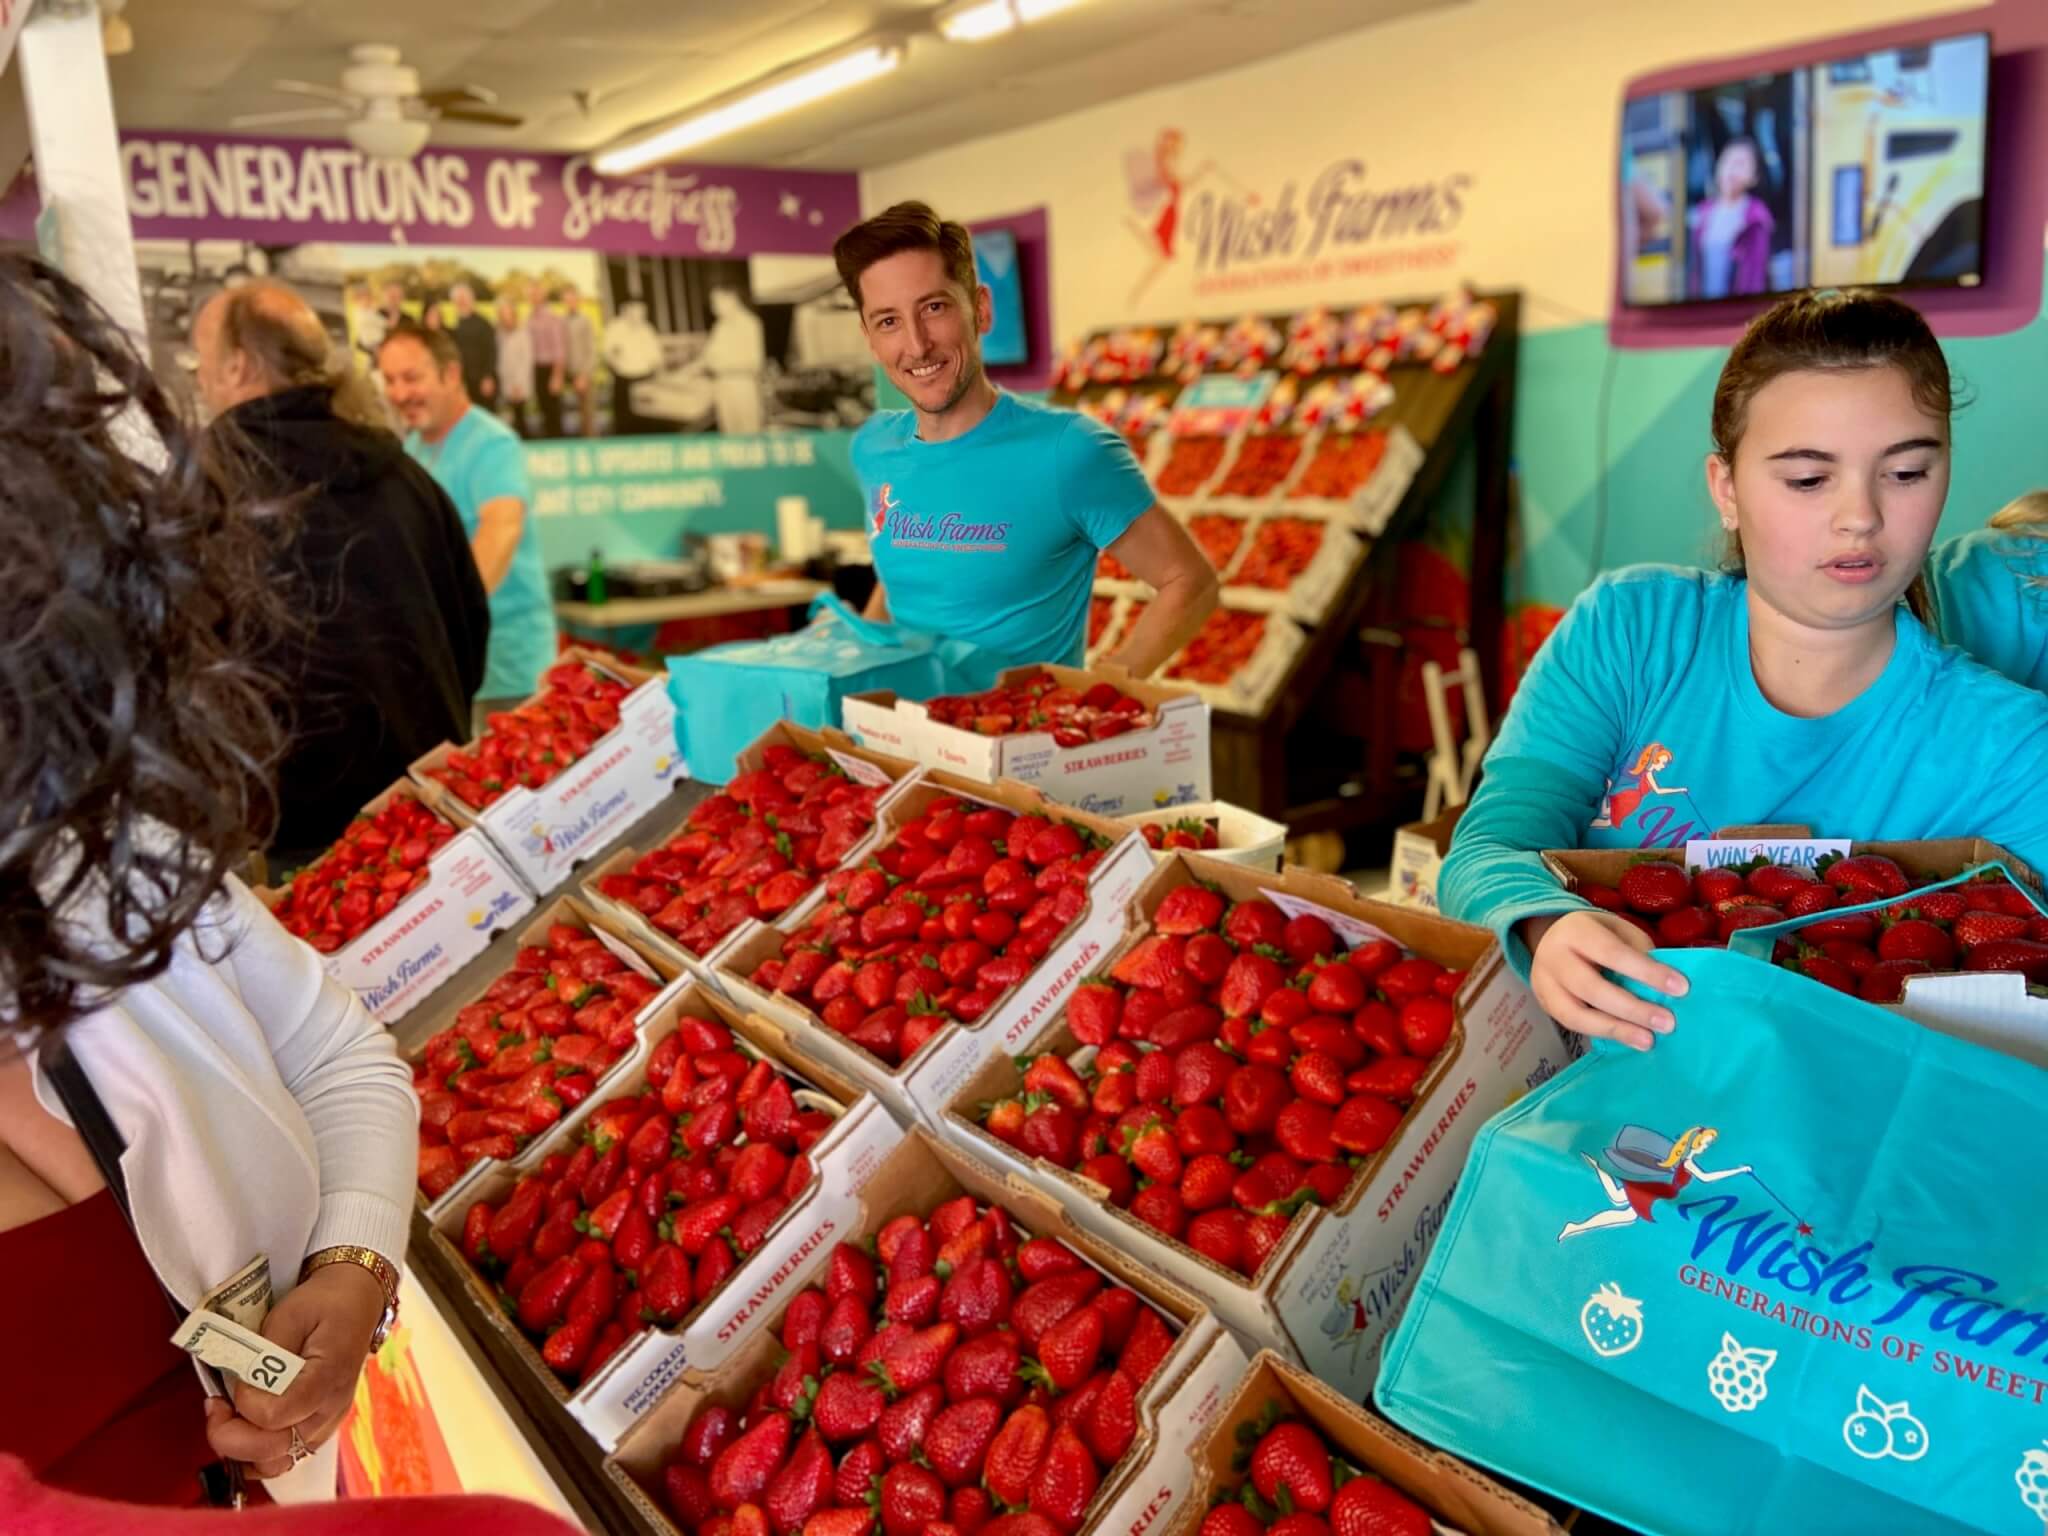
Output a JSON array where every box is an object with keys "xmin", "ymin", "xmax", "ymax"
[
  {"xmin": 380, "ymin": 323, "xmax": 558, "ymax": 718},
  {"xmin": 833, "ymin": 202, "xmax": 1217, "ymax": 681}
]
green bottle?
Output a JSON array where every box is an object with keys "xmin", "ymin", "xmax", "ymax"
[{"xmin": 587, "ymin": 547, "xmax": 608, "ymax": 605}]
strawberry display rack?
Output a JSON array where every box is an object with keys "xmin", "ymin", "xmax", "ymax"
[
  {"xmin": 417, "ymin": 980, "xmax": 906, "ymax": 1454},
  {"xmin": 603, "ymin": 1128, "xmax": 1251, "ymax": 1536},
  {"xmin": 1053, "ymin": 291, "xmax": 1521, "ymax": 846},
  {"xmin": 936, "ymin": 850, "xmax": 1571, "ymax": 1404},
  {"xmin": 710, "ymin": 770, "xmax": 1155, "ymax": 1129},
  {"xmin": 1168, "ymin": 1350, "xmax": 1564, "ymax": 1536},
  {"xmin": 254, "ymin": 775, "xmax": 535, "ymax": 1026},
  {"xmin": 411, "ymin": 646, "xmax": 689, "ymax": 895}
]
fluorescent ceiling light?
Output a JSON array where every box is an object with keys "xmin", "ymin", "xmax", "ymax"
[
  {"xmin": 937, "ymin": 0, "xmax": 1089, "ymax": 43},
  {"xmin": 595, "ymin": 39, "xmax": 905, "ymax": 174}
]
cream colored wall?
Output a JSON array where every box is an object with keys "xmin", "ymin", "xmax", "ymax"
[{"xmin": 861, "ymin": 0, "xmax": 1972, "ymax": 338}]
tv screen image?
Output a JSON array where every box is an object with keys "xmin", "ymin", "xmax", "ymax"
[
  {"xmin": 1809, "ymin": 33, "xmax": 1990, "ymax": 289},
  {"xmin": 973, "ymin": 227, "xmax": 1029, "ymax": 367}
]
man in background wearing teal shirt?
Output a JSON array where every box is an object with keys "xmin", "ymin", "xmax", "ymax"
[
  {"xmin": 380, "ymin": 323, "xmax": 559, "ymax": 724},
  {"xmin": 833, "ymin": 202, "xmax": 1216, "ymax": 682}
]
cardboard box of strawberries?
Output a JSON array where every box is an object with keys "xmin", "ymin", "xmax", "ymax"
[
  {"xmin": 1543, "ymin": 837, "xmax": 2045, "ymax": 1003},
  {"xmin": 257, "ymin": 777, "xmax": 535, "ymax": 1025},
  {"xmin": 604, "ymin": 1129, "xmax": 1250, "ymax": 1536},
  {"xmin": 1171, "ymin": 1351, "xmax": 1561, "ymax": 1536},
  {"xmin": 420, "ymin": 980, "xmax": 907, "ymax": 1452},
  {"xmin": 842, "ymin": 663, "xmax": 1212, "ymax": 819},
  {"xmin": 412, "ymin": 648, "xmax": 687, "ymax": 893},
  {"xmin": 581, "ymin": 722, "xmax": 921, "ymax": 976},
  {"xmin": 1119, "ymin": 801, "xmax": 1290, "ymax": 871},
  {"xmin": 940, "ymin": 852, "xmax": 1569, "ymax": 1402},
  {"xmin": 411, "ymin": 896, "xmax": 684, "ymax": 1214},
  {"xmin": 715, "ymin": 773, "xmax": 1156, "ymax": 1129}
]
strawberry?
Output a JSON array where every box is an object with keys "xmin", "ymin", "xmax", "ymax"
[
  {"xmin": 1891, "ymin": 889, "xmax": 1971, "ymax": 924},
  {"xmin": 1029, "ymin": 1423, "xmax": 1101, "ymax": 1531},
  {"xmin": 710, "ymin": 1411, "xmax": 793, "ymax": 1509},
  {"xmin": 1784, "ymin": 950, "xmax": 1857, "ymax": 995},
  {"xmin": 1691, "ymin": 867, "xmax": 1743, "ymax": 906},
  {"xmin": 1154, "ymin": 885, "xmax": 1226, "ymax": 936},
  {"xmin": 821, "ymin": 1293, "xmax": 873, "ymax": 1365},
  {"xmin": 1374, "ymin": 957, "xmax": 1445, "ymax": 1006},
  {"xmin": 1332, "ymin": 1094, "xmax": 1403, "ymax": 1154},
  {"xmin": 1223, "ymin": 899, "xmax": 1288, "ymax": 950},
  {"xmin": 1877, "ymin": 918, "xmax": 1956, "ymax": 970},
  {"xmin": 1183, "ymin": 932, "xmax": 1235, "ymax": 986},
  {"xmin": 1186, "ymin": 1209, "xmax": 1248, "ymax": 1273},
  {"xmin": 679, "ymin": 1402, "xmax": 738, "ymax": 1467},
  {"xmin": 1825, "ymin": 854, "xmax": 1909, "ymax": 900},
  {"xmin": 1015, "ymin": 1270, "xmax": 1103, "ymax": 1349},
  {"xmin": 926, "ymin": 1397, "xmax": 1005, "ymax": 1487},
  {"xmin": 944, "ymin": 1328, "xmax": 1026, "ymax": 1406},
  {"xmin": 873, "ymin": 1321, "xmax": 959, "ymax": 1396},
  {"xmin": 832, "ymin": 1438, "xmax": 887, "ymax": 1507},
  {"xmin": 867, "ymin": 1378, "xmax": 939, "ymax": 1456},
  {"xmin": 1129, "ymin": 1121, "xmax": 1184, "ymax": 1183},
  {"xmin": 1859, "ymin": 957, "xmax": 1933, "ymax": 1002},
  {"xmin": 1252, "ymin": 1420, "xmax": 1334, "ymax": 1513},
  {"xmin": 1129, "ymin": 1182, "xmax": 1186, "ymax": 1238},
  {"xmin": 1276, "ymin": 1100, "xmax": 1338, "ymax": 1162},
  {"xmin": 1579, "ymin": 882, "xmax": 1629, "ymax": 912},
  {"xmin": 1219, "ymin": 952, "xmax": 1287, "ymax": 1018},
  {"xmin": 801, "ymin": 1511, "xmax": 878, "ymax": 1536},
  {"xmin": 828, "ymin": 1244, "xmax": 879, "ymax": 1306},
  {"xmin": 1305, "ymin": 960, "xmax": 1367, "ymax": 1014},
  {"xmin": 1179, "ymin": 1152, "xmax": 1239, "ymax": 1211},
  {"xmin": 941, "ymin": 1255, "xmax": 1014, "ymax": 1338},
  {"xmin": 1083, "ymin": 1368, "xmax": 1139, "ymax": 1465},
  {"xmin": 1289, "ymin": 1051, "xmax": 1348, "ymax": 1107},
  {"xmin": 1017, "ymin": 1237, "xmax": 1084, "ymax": 1282},
  {"xmin": 1654, "ymin": 906, "xmax": 1716, "ymax": 947},
  {"xmin": 1118, "ymin": 1307, "xmax": 1174, "ymax": 1386},
  {"xmin": 1745, "ymin": 862, "xmax": 1817, "ymax": 902},
  {"xmin": 1617, "ymin": 861, "xmax": 1692, "ymax": 915},
  {"xmin": 951, "ymin": 1487, "xmax": 995, "ymax": 1534},
  {"xmin": 1066, "ymin": 981, "xmax": 1123, "ymax": 1046},
  {"xmin": 1110, "ymin": 936, "xmax": 1183, "ymax": 990},
  {"xmin": 1224, "ymin": 1064, "xmax": 1290, "ymax": 1135},
  {"xmin": 1328, "ymin": 1476, "xmax": 1433, "ymax": 1536},
  {"xmin": 1717, "ymin": 905, "xmax": 1785, "ymax": 941},
  {"xmin": 887, "ymin": 1272, "xmax": 943, "ymax": 1326},
  {"xmin": 1020, "ymin": 1104, "xmax": 1082, "ymax": 1165},
  {"xmin": 1089, "ymin": 1288, "xmax": 1141, "ymax": 1353},
  {"xmin": 985, "ymin": 1404, "xmax": 1054, "ymax": 1507},
  {"xmin": 1201, "ymin": 1509, "xmax": 1265, "ymax": 1536},
  {"xmin": 1953, "ymin": 911, "xmax": 2028, "ymax": 952},
  {"xmin": 812, "ymin": 1370, "xmax": 886, "ymax": 1442},
  {"xmin": 881, "ymin": 1461, "xmax": 949, "ymax": 1536},
  {"xmin": 1172, "ymin": 1042, "xmax": 1237, "ymax": 1107},
  {"xmin": 1280, "ymin": 913, "xmax": 1339, "ymax": 965},
  {"xmin": 1031, "ymin": 1303, "xmax": 1104, "ymax": 1391},
  {"xmin": 1801, "ymin": 910, "xmax": 1877, "ymax": 945},
  {"xmin": 1148, "ymin": 1002, "xmax": 1223, "ymax": 1051},
  {"xmin": 1397, "ymin": 996, "xmax": 1454, "ymax": 1056},
  {"xmin": 1784, "ymin": 883, "xmax": 1839, "ymax": 918},
  {"xmin": 1134, "ymin": 1049, "xmax": 1174, "ymax": 1103},
  {"xmin": 1023, "ymin": 1054, "xmax": 1090, "ymax": 1114},
  {"xmin": 1961, "ymin": 938, "xmax": 2048, "ymax": 981},
  {"xmin": 1079, "ymin": 1152, "xmax": 1135, "ymax": 1205},
  {"xmin": 1819, "ymin": 939, "xmax": 1880, "ymax": 976},
  {"xmin": 764, "ymin": 1428, "xmax": 835, "ymax": 1533},
  {"xmin": 662, "ymin": 1462, "xmax": 716, "ymax": 1529}
]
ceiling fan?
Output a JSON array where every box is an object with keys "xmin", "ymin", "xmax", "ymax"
[{"xmin": 230, "ymin": 43, "xmax": 524, "ymax": 160}]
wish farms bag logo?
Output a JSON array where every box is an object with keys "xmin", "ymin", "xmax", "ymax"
[{"xmin": 869, "ymin": 483, "xmax": 1009, "ymax": 553}]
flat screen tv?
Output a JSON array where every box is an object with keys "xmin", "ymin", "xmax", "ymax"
[
  {"xmin": 1619, "ymin": 30, "xmax": 1989, "ymax": 307},
  {"xmin": 973, "ymin": 226, "xmax": 1029, "ymax": 367}
]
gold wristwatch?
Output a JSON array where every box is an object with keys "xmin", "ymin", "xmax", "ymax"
[{"xmin": 301, "ymin": 1245, "xmax": 402, "ymax": 1351}]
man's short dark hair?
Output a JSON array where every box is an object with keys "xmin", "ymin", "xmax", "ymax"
[
  {"xmin": 379, "ymin": 320, "xmax": 460, "ymax": 372},
  {"xmin": 832, "ymin": 201, "xmax": 977, "ymax": 313}
]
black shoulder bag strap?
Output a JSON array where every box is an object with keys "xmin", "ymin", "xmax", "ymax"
[{"xmin": 42, "ymin": 1041, "xmax": 246, "ymax": 1509}]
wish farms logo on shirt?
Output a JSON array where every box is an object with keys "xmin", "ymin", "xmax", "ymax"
[{"xmin": 870, "ymin": 482, "xmax": 1011, "ymax": 553}]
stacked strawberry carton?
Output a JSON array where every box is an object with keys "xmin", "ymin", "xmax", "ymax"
[
  {"xmin": 580, "ymin": 722, "xmax": 921, "ymax": 987},
  {"xmin": 939, "ymin": 853, "xmax": 1570, "ymax": 1402},
  {"xmin": 714, "ymin": 773, "xmax": 1157, "ymax": 1129},
  {"xmin": 1162, "ymin": 607, "xmax": 1310, "ymax": 720},
  {"xmin": 1170, "ymin": 1351, "xmax": 1563, "ymax": 1536},
  {"xmin": 258, "ymin": 777, "xmax": 534, "ymax": 1025},
  {"xmin": 412, "ymin": 649, "xmax": 686, "ymax": 893},
  {"xmin": 420, "ymin": 976, "xmax": 907, "ymax": 1451},
  {"xmin": 843, "ymin": 665, "xmax": 1211, "ymax": 819},
  {"xmin": 604, "ymin": 1128, "xmax": 1250, "ymax": 1536}
]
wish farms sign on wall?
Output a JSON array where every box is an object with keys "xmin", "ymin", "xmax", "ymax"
[{"xmin": 0, "ymin": 131, "xmax": 860, "ymax": 257}]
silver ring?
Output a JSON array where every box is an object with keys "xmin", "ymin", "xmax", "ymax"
[{"xmin": 288, "ymin": 1426, "xmax": 311, "ymax": 1465}]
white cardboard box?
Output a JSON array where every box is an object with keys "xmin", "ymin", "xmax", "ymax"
[
  {"xmin": 1391, "ymin": 804, "xmax": 1465, "ymax": 911},
  {"xmin": 603, "ymin": 1129, "xmax": 1250, "ymax": 1536},
  {"xmin": 420, "ymin": 981, "xmax": 907, "ymax": 1453},
  {"xmin": 257, "ymin": 777, "xmax": 536, "ymax": 1026},
  {"xmin": 714, "ymin": 772, "xmax": 1157, "ymax": 1129},
  {"xmin": 939, "ymin": 853, "xmax": 1573, "ymax": 1402},
  {"xmin": 412, "ymin": 648, "xmax": 687, "ymax": 894},
  {"xmin": 1121, "ymin": 798, "xmax": 1288, "ymax": 870}
]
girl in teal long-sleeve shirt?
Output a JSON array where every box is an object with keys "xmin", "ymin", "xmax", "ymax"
[
  {"xmin": 1443, "ymin": 289, "xmax": 2048, "ymax": 1050},
  {"xmin": 1929, "ymin": 492, "xmax": 2048, "ymax": 691}
]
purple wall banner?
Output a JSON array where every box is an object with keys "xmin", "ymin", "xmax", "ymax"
[{"xmin": 0, "ymin": 131, "xmax": 861, "ymax": 258}]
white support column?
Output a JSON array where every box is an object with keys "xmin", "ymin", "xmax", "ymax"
[{"xmin": 19, "ymin": 0, "xmax": 143, "ymax": 338}]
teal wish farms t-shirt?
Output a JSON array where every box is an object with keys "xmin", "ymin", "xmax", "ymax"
[
  {"xmin": 407, "ymin": 407, "xmax": 558, "ymax": 701},
  {"xmin": 1438, "ymin": 565, "xmax": 2048, "ymax": 969},
  {"xmin": 851, "ymin": 393, "xmax": 1155, "ymax": 681},
  {"xmin": 1929, "ymin": 526, "xmax": 2048, "ymax": 693}
]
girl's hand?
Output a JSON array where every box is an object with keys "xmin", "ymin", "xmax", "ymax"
[{"xmin": 1523, "ymin": 910, "xmax": 1689, "ymax": 1051}]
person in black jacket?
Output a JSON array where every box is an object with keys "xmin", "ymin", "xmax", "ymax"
[{"xmin": 192, "ymin": 280, "xmax": 491, "ymax": 870}]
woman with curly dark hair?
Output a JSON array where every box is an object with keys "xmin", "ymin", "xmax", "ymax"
[{"xmin": 0, "ymin": 258, "xmax": 417, "ymax": 1505}]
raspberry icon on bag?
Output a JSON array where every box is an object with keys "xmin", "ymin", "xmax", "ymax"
[
  {"xmin": 1707, "ymin": 1332, "xmax": 1777, "ymax": 1413},
  {"xmin": 1579, "ymin": 1283, "xmax": 1644, "ymax": 1358},
  {"xmin": 2016, "ymin": 1441, "xmax": 2048, "ymax": 1527}
]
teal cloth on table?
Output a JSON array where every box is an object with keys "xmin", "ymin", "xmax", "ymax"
[
  {"xmin": 666, "ymin": 595, "xmax": 993, "ymax": 782},
  {"xmin": 1375, "ymin": 943, "xmax": 2048, "ymax": 1536}
]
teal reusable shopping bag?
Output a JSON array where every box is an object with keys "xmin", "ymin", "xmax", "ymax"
[
  {"xmin": 666, "ymin": 595, "xmax": 947, "ymax": 783},
  {"xmin": 1375, "ymin": 944, "xmax": 2048, "ymax": 1536}
]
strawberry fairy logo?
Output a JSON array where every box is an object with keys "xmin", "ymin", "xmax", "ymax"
[{"xmin": 871, "ymin": 481, "xmax": 899, "ymax": 539}]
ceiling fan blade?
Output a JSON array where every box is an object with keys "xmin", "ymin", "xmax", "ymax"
[
  {"xmin": 419, "ymin": 84, "xmax": 500, "ymax": 110},
  {"xmin": 270, "ymin": 79, "xmax": 355, "ymax": 103},
  {"xmin": 436, "ymin": 105, "xmax": 524, "ymax": 127},
  {"xmin": 231, "ymin": 107, "xmax": 354, "ymax": 127}
]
